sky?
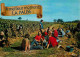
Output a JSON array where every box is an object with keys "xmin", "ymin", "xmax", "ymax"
[{"xmin": 0, "ymin": 0, "xmax": 80, "ymax": 22}]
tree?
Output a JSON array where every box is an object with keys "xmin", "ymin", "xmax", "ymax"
[
  {"xmin": 53, "ymin": 19, "xmax": 57, "ymax": 22},
  {"xmin": 0, "ymin": 17, "xmax": 2, "ymax": 19},
  {"xmin": 72, "ymin": 20, "xmax": 80, "ymax": 22},
  {"xmin": 57, "ymin": 19, "xmax": 64, "ymax": 23},
  {"xmin": 18, "ymin": 17, "xmax": 22, "ymax": 20}
]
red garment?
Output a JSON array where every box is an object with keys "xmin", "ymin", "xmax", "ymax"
[
  {"xmin": 35, "ymin": 35, "xmax": 42, "ymax": 41},
  {"xmin": 42, "ymin": 36, "xmax": 45, "ymax": 40},
  {"xmin": 54, "ymin": 30, "xmax": 58, "ymax": 37},
  {"xmin": 48, "ymin": 36, "xmax": 58, "ymax": 47},
  {"xmin": 44, "ymin": 32, "xmax": 48, "ymax": 36}
]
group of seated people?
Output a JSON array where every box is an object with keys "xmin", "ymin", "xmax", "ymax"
[
  {"xmin": 0, "ymin": 26, "xmax": 67, "ymax": 52},
  {"xmin": 21, "ymin": 27, "xmax": 66, "ymax": 52}
]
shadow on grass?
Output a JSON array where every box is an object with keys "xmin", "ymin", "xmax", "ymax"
[
  {"xmin": 2, "ymin": 46, "xmax": 23, "ymax": 52},
  {"xmin": 0, "ymin": 40, "xmax": 6, "ymax": 47},
  {"xmin": 11, "ymin": 46, "xmax": 23, "ymax": 51}
]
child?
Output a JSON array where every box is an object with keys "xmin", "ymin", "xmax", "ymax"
[
  {"xmin": 47, "ymin": 31, "xmax": 58, "ymax": 49},
  {"xmin": 21, "ymin": 34, "xmax": 30, "ymax": 52}
]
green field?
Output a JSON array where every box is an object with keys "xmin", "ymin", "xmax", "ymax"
[{"xmin": 0, "ymin": 19, "xmax": 80, "ymax": 57}]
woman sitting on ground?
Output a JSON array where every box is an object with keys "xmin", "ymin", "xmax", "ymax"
[
  {"xmin": 52, "ymin": 27, "xmax": 58, "ymax": 38},
  {"xmin": 52, "ymin": 27, "xmax": 60, "ymax": 42},
  {"xmin": 21, "ymin": 34, "xmax": 30, "ymax": 52},
  {"xmin": 47, "ymin": 31, "xmax": 58, "ymax": 49}
]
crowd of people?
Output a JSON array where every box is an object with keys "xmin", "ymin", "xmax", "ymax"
[{"xmin": 0, "ymin": 20, "xmax": 80, "ymax": 52}]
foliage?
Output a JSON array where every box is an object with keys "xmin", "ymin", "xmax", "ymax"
[
  {"xmin": 57, "ymin": 19, "xmax": 64, "ymax": 23},
  {"xmin": 72, "ymin": 20, "xmax": 80, "ymax": 22},
  {"xmin": 53, "ymin": 19, "xmax": 57, "ymax": 22},
  {"xmin": 18, "ymin": 17, "xmax": 22, "ymax": 20},
  {"xmin": 0, "ymin": 19, "xmax": 53, "ymax": 38},
  {"xmin": 75, "ymin": 32, "xmax": 80, "ymax": 48},
  {"xmin": 75, "ymin": 32, "xmax": 80, "ymax": 41}
]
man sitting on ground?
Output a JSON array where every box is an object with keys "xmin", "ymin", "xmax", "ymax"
[{"xmin": 31, "ymin": 32, "xmax": 43, "ymax": 49}]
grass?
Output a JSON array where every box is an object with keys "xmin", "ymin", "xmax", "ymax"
[
  {"xmin": 10, "ymin": 41, "xmax": 21, "ymax": 47},
  {"xmin": 2, "ymin": 41, "xmax": 22, "ymax": 52},
  {"xmin": 4, "ymin": 48, "xmax": 57, "ymax": 57},
  {"xmin": 3, "ymin": 47, "xmax": 15, "ymax": 52},
  {"xmin": 38, "ymin": 48, "xmax": 57, "ymax": 55},
  {"xmin": 4, "ymin": 52, "xmax": 27, "ymax": 57}
]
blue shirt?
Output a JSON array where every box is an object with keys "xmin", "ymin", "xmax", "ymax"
[
  {"xmin": 40, "ymin": 22, "xmax": 44, "ymax": 29},
  {"xmin": 61, "ymin": 30, "xmax": 65, "ymax": 35}
]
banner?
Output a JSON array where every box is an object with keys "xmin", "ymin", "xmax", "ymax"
[{"xmin": 1, "ymin": 3, "xmax": 42, "ymax": 18}]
